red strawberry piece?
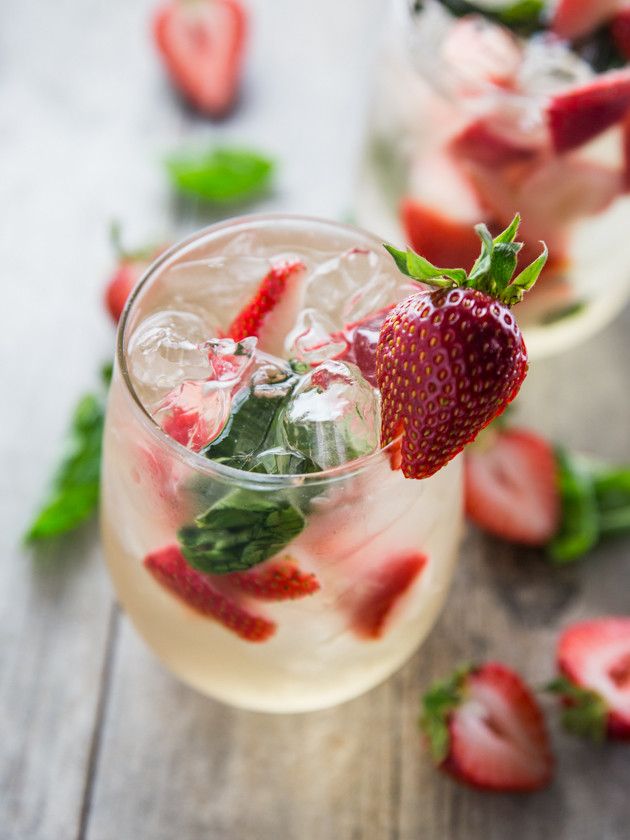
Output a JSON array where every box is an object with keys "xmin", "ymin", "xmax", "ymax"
[
  {"xmin": 377, "ymin": 216, "xmax": 545, "ymax": 480},
  {"xmin": 400, "ymin": 198, "xmax": 485, "ymax": 274},
  {"xmin": 449, "ymin": 118, "xmax": 544, "ymax": 169},
  {"xmin": 154, "ymin": 380, "xmax": 230, "ymax": 451},
  {"xmin": 226, "ymin": 259, "xmax": 307, "ymax": 357},
  {"xmin": 464, "ymin": 425, "xmax": 560, "ymax": 546},
  {"xmin": 348, "ymin": 551, "xmax": 427, "ymax": 640},
  {"xmin": 554, "ymin": 616, "xmax": 630, "ymax": 740},
  {"xmin": 421, "ymin": 662, "xmax": 554, "ymax": 792},
  {"xmin": 105, "ymin": 245, "xmax": 165, "ymax": 324},
  {"xmin": 611, "ymin": 5, "xmax": 630, "ymax": 60},
  {"xmin": 551, "ymin": 0, "xmax": 620, "ymax": 41},
  {"xmin": 225, "ymin": 559, "xmax": 320, "ymax": 601},
  {"xmin": 144, "ymin": 544, "xmax": 276, "ymax": 642},
  {"xmin": 547, "ymin": 68, "xmax": 630, "ymax": 154},
  {"xmin": 153, "ymin": 0, "xmax": 247, "ymax": 118},
  {"xmin": 339, "ymin": 306, "xmax": 394, "ymax": 387}
]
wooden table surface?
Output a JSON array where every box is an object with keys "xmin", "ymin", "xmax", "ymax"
[{"xmin": 2, "ymin": 1, "xmax": 630, "ymax": 838}]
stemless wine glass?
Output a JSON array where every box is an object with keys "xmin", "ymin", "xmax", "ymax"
[
  {"xmin": 356, "ymin": 0, "xmax": 630, "ymax": 358},
  {"xmin": 100, "ymin": 214, "xmax": 464, "ymax": 713}
]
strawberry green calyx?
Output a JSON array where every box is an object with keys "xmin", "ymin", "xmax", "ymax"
[
  {"xmin": 419, "ymin": 663, "xmax": 474, "ymax": 764},
  {"xmin": 384, "ymin": 214, "xmax": 548, "ymax": 306},
  {"xmin": 546, "ymin": 676, "xmax": 609, "ymax": 742}
]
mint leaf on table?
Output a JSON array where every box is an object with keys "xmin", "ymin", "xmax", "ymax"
[
  {"xmin": 178, "ymin": 489, "xmax": 307, "ymax": 574},
  {"xmin": 25, "ymin": 379, "xmax": 108, "ymax": 542},
  {"xmin": 165, "ymin": 147, "xmax": 274, "ymax": 203}
]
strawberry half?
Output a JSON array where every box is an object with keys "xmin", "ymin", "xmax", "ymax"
[
  {"xmin": 144, "ymin": 544, "xmax": 276, "ymax": 642},
  {"xmin": 464, "ymin": 424, "xmax": 561, "ymax": 546},
  {"xmin": 377, "ymin": 215, "xmax": 547, "ymax": 479},
  {"xmin": 104, "ymin": 233, "xmax": 166, "ymax": 324},
  {"xmin": 546, "ymin": 68, "xmax": 630, "ymax": 154},
  {"xmin": 153, "ymin": 0, "xmax": 247, "ymax": 118},
  {"xmin": 225, "ymin": 559, "xmax": 320, "ymax": 601},
  {"xmin": 421, "ymin": 662, "xmax": 555, "ymax": 792},
  {"xmin": 348, "ymin": 551, "xmax": 427, "ymax": 640},
  {"xmin": 550, "ymin": 616, "xmax": 630, "ymax": 740},
  {"xmin": 226, "ymin": 259, "xmax": 307, "ymax": 357}
]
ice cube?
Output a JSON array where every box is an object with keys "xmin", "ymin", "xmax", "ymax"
[
  {"xmin": 152, "ymin": 380, "xmax": 230, "ymax": 452},
  {"xmin": 279, "ymin": 360, "xmax": 380, "ymax": 470},
  {"xmin": 518, "ymin": 33, "xmax": 594, "ymax": 96},
  {"xmin": 203, "ymin": 336, "xmax": 257, "ymax": 390},
  {"xmin": 303, "ymin": 248, "xmax": 396, "ymax": 327},
  {"xmin": 128, "ymin": 310, "xmax": 213, "ymax": 407},
  {"xmin": 285, "ymin": 308, "xmax": 349, "ymax": 366}
]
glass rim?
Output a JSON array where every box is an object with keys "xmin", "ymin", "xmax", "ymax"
[{"xmin": 116, "ymin": 212, "xmax": 405, "ymax": 490}]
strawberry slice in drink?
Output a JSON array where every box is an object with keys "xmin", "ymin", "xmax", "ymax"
[
  {"xmin": 346, "ymin": 551, "xmax": 428, "ymax": 640},
  {"xmin": 144, "ymin": 545, "xmax": 276, "ymax": 642},
  {"xmin": 551, "ymin": 616, "xmax": 630, "ymax": 741},
  {"xmin": 153, "ymin": 0, "xmax": 247, "ymax": 118},
  {"xmin": 400, "ymin": 199, "xmax": 484, "ymax": 275},
  {"xmin": 226, "ymin": 259, "xmax": 307, "ymax": 357},
  {"xmin": 225, "ymin": 559, "xmax": 320, "ymax": 601},
  {"xmin": 421, "ymin": 662, "xmax": 555, "ymax": 792},
  {"xmin": 547, "ymin": 68, "xmax": 630, "ymax": 154},
  {"xmin": 464, "ymin": 425, "xmax": 561, "ymax": 546}
]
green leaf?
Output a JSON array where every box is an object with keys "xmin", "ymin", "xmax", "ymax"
[
  {"xmin": 547, "ymin": 677, "xmax": 608, "ymax": 742},
  {"xmin": 419, "ymin": 663, "xmax": 473, "ymax": 764},
  {"xmin": 178, "ymin": 488, "xmax": 307, "ymax": 574},
  {"xmin": 546, "ymin": 447, "xmax": 599, "ymax": 564},
  {"xmin": 434, "ymin": 0, "xmax": 546, "ymax": 37},
  {"xmin": 383, "ymin": 244, "xmax": 467, "ymax": 287},
  {"xmin": 26, "ymin": 390, "xmax": 107, "ymax": 542},
  {"xmin": 165, "ymin": 147, "xmax": 275, "ymax": 203}
]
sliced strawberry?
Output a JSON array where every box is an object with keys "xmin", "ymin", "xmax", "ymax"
[
  {"xmin": 225, "ymin": 559, "xmax": 320, "ymax": 600},
  {"xmin": 226, "ymin": 259, "xmax": 307, "ymax": 357},
  {"xmin": 421, "ymin": 662, "xmax": 555, "ymax": 792},
  {"xmin": 348, "ymin": 551, "xmax": 427, "ymax": 640},
  {"xmin": 153, "ymin": 380, "xmax": 230, "ymax": 452},
  {"xmin": 611, "ymin": 5, "xmax": 630, "ymax": 59},
  {"xmin": 144, "ymin": 544, "xmax": 276, "ymax": 642},
  {"xmin": 153, "ymin": 0, "xmax": 247, "ymax": 118},
  {"xmin": 105, "ymin": 244, "xmax": 166, "ymax": 324},
  {"xmin": 464, "ymin": 425, "xmax": 560, "ymax": 546},
  {"xmin": 553, "ymin": 616, "xmax": 630, "ymax": 740},
  {"xmin": 550, "ymin": 0, "xmax": 620, "ymax": 41},
  {"xmin": 449, "ymin": 118, "xmax": 544, "ymax": 169},
  {"xmin": 400, "ymin": 198, "xmax": 484, "ymax": 274},
  {"xmin": 547, "ymin": 68, "xmax": 630, "ymax": 154}
]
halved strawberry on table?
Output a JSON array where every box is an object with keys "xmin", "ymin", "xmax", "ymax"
[
  {"xmin": 377, "ymin": 215, "xmax": 547, "ymax": 480},
  {"xmin": 226, "ymin": 259, "xmax": 307, "ymax": 357},
  {"xmin": 549, "ymin": 616, "xmax": 630, "ymax": 741},
  {"xmin": 105, "ymin": 238, "xmax": 167, "ymax": 324},
  {"xmin": 464, "ymin": 424, "xmax": 561, "ymax": 547},
  {"xmin": 153, "ymin": 0, "xmax": 247, "ymax": 118},
  {"xmin": 420, "ymin": 662, "xmax": 555, "ymax": 792}
]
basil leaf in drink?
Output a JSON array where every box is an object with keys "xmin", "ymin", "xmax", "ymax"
[
  {"xmin": 178, "ymin": 489, "xmax": 306, "ymax": 574},
  {"xmin": 165, "ymin": 147, "xmax": 274, "ymax": 203}
]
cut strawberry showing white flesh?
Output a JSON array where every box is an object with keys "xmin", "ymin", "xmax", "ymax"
[
  {"xmin": 421, "ymin": 662, "xmax": 555, "ymax": 792},
  {"xmin": 547, "ymin": 68, "xmax": 630, "ymax": 154},
  {"xmin": 464, "ymin": 425, "xmax": 561, "ymax": 546},
  {"xmin": 552, "ymin": 616, "xmax": 630, "ymax": 740},
  {"xmin": 226, "ymin": 259, "xmax": 307, "ymax": 357}
]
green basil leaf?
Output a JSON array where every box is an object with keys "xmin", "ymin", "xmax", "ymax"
[{"xmin": 165, "ymin": 147, "xmax": 275, "ymax": 203}]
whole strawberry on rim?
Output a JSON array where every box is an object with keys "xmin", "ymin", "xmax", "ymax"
[{"xmin": 376, "ymin": 214, "xmax": 547, "ymax": 479}]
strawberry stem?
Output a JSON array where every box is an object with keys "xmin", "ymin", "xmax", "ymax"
[{"xmin": 385, "ymin": 213, "xmax": 548, "ymax": 306}]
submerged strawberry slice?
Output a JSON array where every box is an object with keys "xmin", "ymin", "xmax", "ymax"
[
  {"xmin": 450, "ymin": 118, "xmax": 544, "ymax": 169},
  {"xmin": 400, "ymin": 199, "xmax": 484, "ymax": 274},
  {"xmin": 144, "ymin": 545, "xmax": 276, "ymax": 642},
  {"xmin": 226, "ymin": 559, "xmax": 320, "ymax": 601},
  {"xmin": 421, "ymin": 662, "xmax": 554, "ymax": 792},
  {"xmin": 551, "ymin": 0, "xmax": 620, "ymax": 41},
  {"xmin": 464, "ymin": 425, "xmax": 560, "ymax": 546},
  {"xmin": 547, "ymin": 68, "xmax": 630, "ymax": 154},
  {"xmin": 348, "ymin": 551, "xmax": 427, "ymax": 640},
  {"xmin": 554, "ymin": 616, "xmax": 630, "ymax": 740},
  {"xmin": 226, "ymin": 259, "xmax": 307, "ymax": 356},
  {"xmin": 153, "ymin": 0, "xmax": 247, "ymax": 117}
]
